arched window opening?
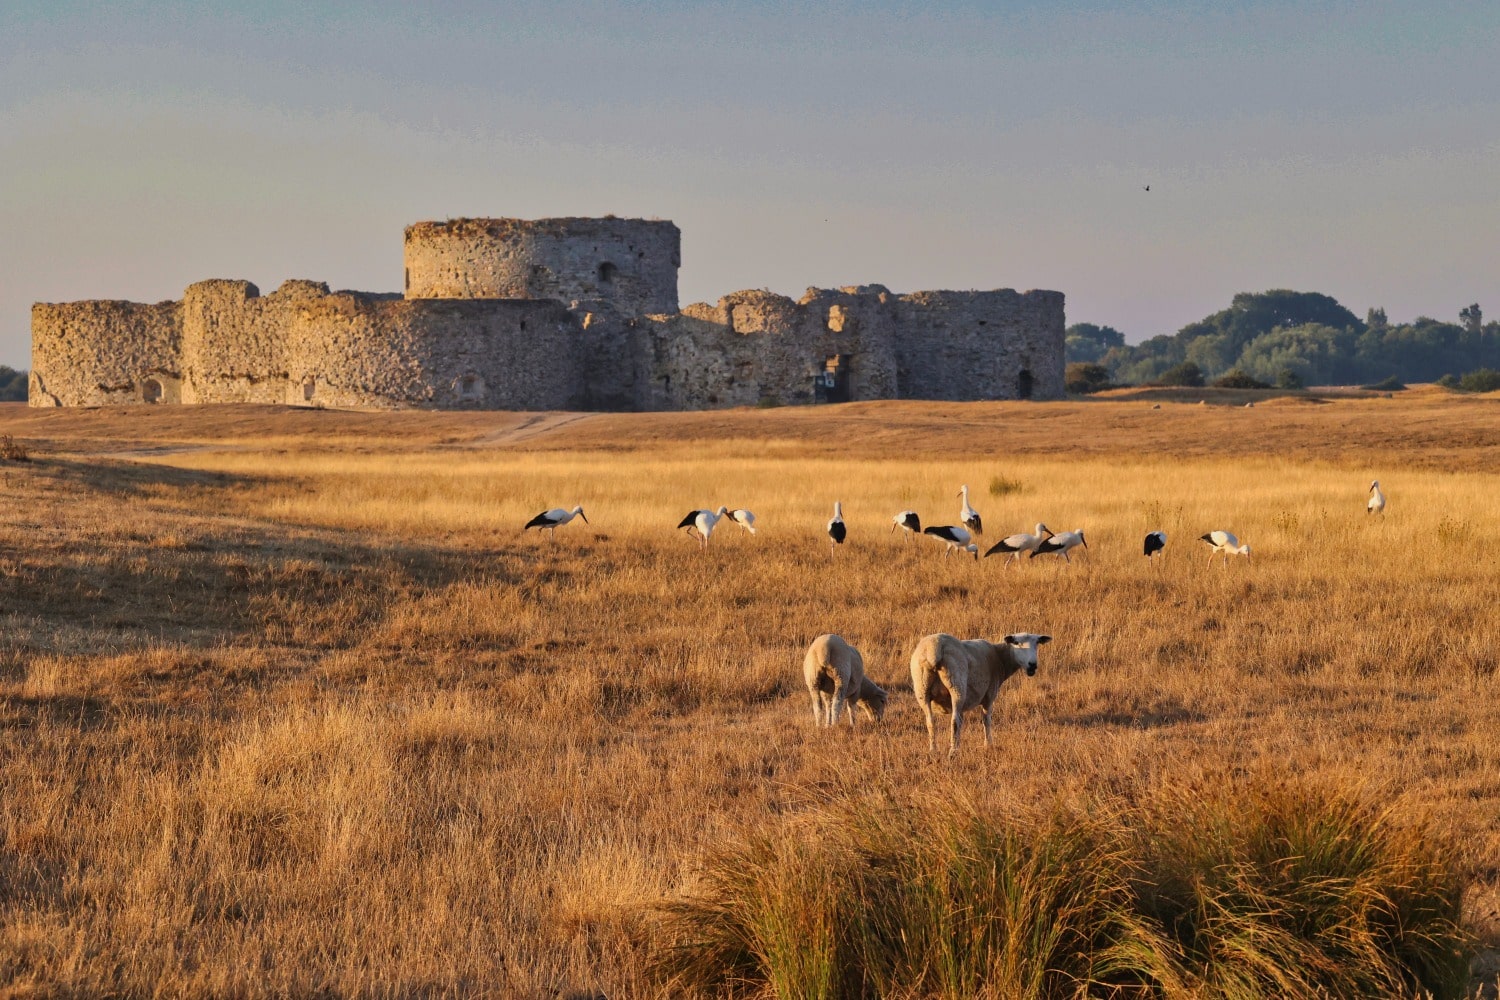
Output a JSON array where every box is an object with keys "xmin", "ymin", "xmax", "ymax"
[
  {"xmin": 303, "ymin": 377, "xmax": 317, "ymax": 401},
  {"xmin": 460, "ymin": 374, "xmax": 482, "ymax": 399},
  {"xmin": 597, "ymin": 261, "xmax": 617, "ymax": 285},
  {"xmin": 1017, "ymin": 369, "xmax": 1035, "ymax": 400},
  {"xmin": 142, "ymin": 378, "xmax": 163, "ymax": 404}
]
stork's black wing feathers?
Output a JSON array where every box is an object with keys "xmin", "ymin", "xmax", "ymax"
[
  {"xmin": 678, "ymin": 510, "xmax": 703, "ymax": 530},
  {"xmin": 828, "ymin": 521, "xmax": 847, "ymax": 544},
  {"xmin": 524, "ymin": 511, "xmax": 553, "ymax": 530}
]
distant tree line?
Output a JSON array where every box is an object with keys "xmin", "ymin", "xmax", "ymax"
[
  {"xmin": 0, "ymin": 367, "xmax": 26, "ymax": 402},
  {"xmin": 1067, "ymin": 291, "xmax": 1500, "ymax": 391}
]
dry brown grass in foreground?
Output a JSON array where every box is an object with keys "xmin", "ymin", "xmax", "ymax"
[{"xmin": 0, "ymin": 395, "xmax": 1497, "ymax": 997}]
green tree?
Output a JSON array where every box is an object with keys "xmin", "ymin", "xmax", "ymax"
[
  {"xmin": 1460, "ymin": 304, "xmax": 1483, "ymax": 334},
  {"xmin": 0, "ymin": 367, "xmax": 28, "ymax": 402},
  {"xmin": 1458, "ymin": 368, "xmax": 1500, "ymax": 392},
  {"xmin": 1276, "ymin": 368, "xmax": 1304, "ymax": 389},
  {"xmin": 1065, "ymin": 323, "xmax": 1126, "ymax": 363}
]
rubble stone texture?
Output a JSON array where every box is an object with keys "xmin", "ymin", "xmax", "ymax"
[{"xmin": 30, "ymin": 217, "xmax": 1063, "ymax": 410}]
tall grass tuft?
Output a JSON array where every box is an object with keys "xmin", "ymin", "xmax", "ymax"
[{"xmin": 653, "ymin": 779, "xmax": 1472, "ymax": 999}]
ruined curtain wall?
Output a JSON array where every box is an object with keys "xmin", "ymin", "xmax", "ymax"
[
  {"xmin": 29, "ymin": 300, "xmax": 182, "ymax": 406},
  {"xmin": 893, "ymin": 290, "xmax": 1065, "ymax": 401},
  {"xmin": 285, "ymin": 296, "xmax": 584, "ymax": 410}
]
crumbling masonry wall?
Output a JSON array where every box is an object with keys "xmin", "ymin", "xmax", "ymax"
[{"xmin": 30, "ymin": 215, "xmax": 1064, "ymax": 410}]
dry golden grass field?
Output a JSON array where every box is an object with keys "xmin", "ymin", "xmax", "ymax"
[{"xmin": 0, "ymin": 388, "xmax": 1498, "ymax": 997}]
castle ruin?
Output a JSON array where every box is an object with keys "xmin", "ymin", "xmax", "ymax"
[{"xmin": 29, "ymin": 217, "xmax": 1065, "ymax": 410}]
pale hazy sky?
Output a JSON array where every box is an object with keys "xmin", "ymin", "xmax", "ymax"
[{"xmin": 3, "ymin": 1, "xmax": 1497, "ymax": 367}]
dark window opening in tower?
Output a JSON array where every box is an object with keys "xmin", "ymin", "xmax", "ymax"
[
  {"xmin": 303, "ymin": 377, "xmax": 316, "ymax": 401},
  {"xmin": 142, "ymin": 378, "xmax": 163, "ymax": 404},
  {"xmin": 598, "ymin": 261, "xmax": 617, "ymax": 285},
  {"xmin": 404, "ymin": 267, "xmax": 409, "ymax": 292},
  {"xmin": 460, "ymin": 375, "xmax": 480, "ymax": 399},
  {"xmin": 1017, "ymin": 369, "xmax": 1034, "ymax": 399}
]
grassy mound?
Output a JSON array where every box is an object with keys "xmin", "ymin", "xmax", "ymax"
[{"xmin": 655, "ymin": 779, "xmax": 1471, "ymax": 1000}]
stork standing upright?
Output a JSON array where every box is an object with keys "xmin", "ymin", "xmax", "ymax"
[
  {"xmin": 1143, "ymin": 530, "xmax": 1167, "ymax": 558},
  {"xmin": 827, "ymin": 501, "xmax": 847, "ymax": 552},
  {"xmin": 983, "ymin": 524, "xmax": 1053, "ymax": 566},
  {"xmin": 923, "ymin": 524, "xmax": 978, "ymax": 560},
  {"xmin": 891, "ymin": 510, "xmax": 922, "ymax": 539},
  {"xmin": 1199, "ymin": 530, "xmax": 1251, "ymax": 566},
  {"xmin": 523, "ymin": 505, "xmax": 588, "ymax": 540},
  {"xmin": 957, "ymin": 485, "xmax": 982, "ymax": 536},
  {"xmin": 1367, "ymin": 480, "xmax": 1386, "ymax": 515},
  {"xmin": 678, "ymin": 506, "xmax": 730, "ymax": 547}
]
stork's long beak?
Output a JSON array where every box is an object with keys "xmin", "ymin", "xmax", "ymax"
[{"xmin": 579, "ymin": 511, "xmax": 589, "ymax": 524}]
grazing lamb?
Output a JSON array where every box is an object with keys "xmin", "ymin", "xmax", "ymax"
[
  {"xmin": 909, "ymin": 632, "xmax": 1051, "ymax": 754},
  {"xmin": 803, "ymin": 634, "xmax": 889, "ymax": 728}
]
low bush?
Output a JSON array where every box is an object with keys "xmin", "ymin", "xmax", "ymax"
[
  {"xmin": 1156, "ymin": 361, "xmax": 1205, "ymax": 388},
  {"xmin": 1361, "ymin": 375, "xmax": 1407, "ymax": 392},
  {"xmin": 1211, "ymin": 369, "xmax": 1272, "ymax": 389},
  {"xmin": 1066, "ymin": 362, "xmax": 1113, "ymax": 394},
  {"xmin": 1458, "ymin": 368, "xmax": 1500, "ymax": 393},
  {"xmin": 0, "ymin": 434, "xmax": 29, "ymax": 462},
  {"xmin": 654, "ymin": 778, "xmax": 1471, "ymax": 999}
]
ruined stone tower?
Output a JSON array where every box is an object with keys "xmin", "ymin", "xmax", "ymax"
[{"xmin": 30, "ymin": 216, "xmax": 1064, "ymax": 410}]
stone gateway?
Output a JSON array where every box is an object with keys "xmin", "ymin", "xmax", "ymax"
[{"xmin": 29, "ymin": 217, "xmax": 1064, "ymax": 410}]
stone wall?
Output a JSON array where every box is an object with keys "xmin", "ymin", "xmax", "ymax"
[
  {"xmin": 30, "ymin": 299, "xmax": 182, "ymax": 406},
  {"xmin": 637, "ymin": 285, "xmax": 1060, "ymax": 410},
  {"xmin": 30, "ymin": 215, "xmax": 1063, "ymax": 411},
  {"xmin": 31, "ymin": 281, "xmax": 584, "ymax": 410},
  {"xmin": 403, "ymin": 217, "xmax": 680, "ymax": 315},
  {"xmin": 894, "ymin": 289, "xmax": 1066, "ymax": 402}
]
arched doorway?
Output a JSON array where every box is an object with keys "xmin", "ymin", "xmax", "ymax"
[
  {"xmin": 142, "ymin": 378, "xmax": 163, "ymax": 404},
  {"xmin": 1017, "ymin": 369, "xmax": 1034, "ymax": 400}
]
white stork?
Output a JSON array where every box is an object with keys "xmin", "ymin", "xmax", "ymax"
[
  {"xmin": 891, "ymin": 510, "xmax": 922, "ymax": 539},
  {"xmin": 983, "ymin": 524, "xmax": 1053, "ymax": 566},
  {"xmin": 1032, "ymin": 529, "xmax": 1088, "ymax": 562},
  {"xmin": 523, "ymin": 505, "xmax": 588, "ymax": 540},
  {"xmin": 728, "ymin": 508, "xmax": 757, "ymax": 533},
  {"xmin": 678, "ymin": 505, "xmax": 729, "ymax": 547},
  {"xmin": 1200, "ymin": 530, "xmax": 1251, "ymax": 566},
  {"xmin": 1367, "ymin": 480, "xmax": 1386, "ymax": 515},
  {"xmin": 1143, "ymin": 530, "xmax": 1167, "ymax": 558},
  {"xmin": 957, "ymin": 485, "xmax": 982, "ymax": 535},
  {"xmin": 827, "ymin": 502, "xmax": 847, "ymax": 552},
  {"xmin": 923, "ymin": 525, "xmax": 978, "ymax": 559}
]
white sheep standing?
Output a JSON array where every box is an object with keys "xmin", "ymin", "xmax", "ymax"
[
  {"xmin": 803, "ymin": 634, "xmax": 889, "ymax": 728},
  {"xmin": 909, "ymin": 631, "xmax": 1051, "ymax": 754}
]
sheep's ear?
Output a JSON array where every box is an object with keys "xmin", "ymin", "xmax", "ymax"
[
  {"xmin": 1037, "ymin": 635, "xmax": 1052, "ymax": 645},
  {"xmin": 1003, "ymin": 634, "xmax": 1019, "ymax": 644}
]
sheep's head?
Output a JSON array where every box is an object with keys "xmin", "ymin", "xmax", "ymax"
[
  {"xmin": 1004, "ymin": 633, "xmax": 1052, "ymax": 676},
  {"xmin": 858, "ymin": 682, "xmax": 889, "ymax": 722}
]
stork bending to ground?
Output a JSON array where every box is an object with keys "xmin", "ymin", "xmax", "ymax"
[
  {"xmin": 523, "ymin": 505, "xmax": 588, "ymax": 540},
  {"xmin": 1367, "ymin": 480, "xmax": 1386, "ymax": 515},
  {"xmin": 678, "ymin": 506, "xmax": 730, "ymax": 547},
  {"xmin": 957, "ymin": 485, "xmax": 982, "ymax": 536},
  {"xmin": 728, "ymin": 508, "xmax": 757, "ymax": 533},
  {"xmin": 827, "ymin": 502, "xmax": 847, "ymax": 552},
  {"xmin": 1032, "ymin": 529, "xmax": 1087, "ymax": 562},
  {"xmin": 1143, "ymin": 530, "xmax": 1167, "ymax": 558},
  {"xmin": 983, "ymin": 524, "xmax": 1053, "ymax": 566},
  {"xmin": 1200, "ymin": 530, "xmax": 1251, "ymax": 566},
  {"xmin": 892, "ymin": 510, "xmax": 922, "ymax": 539},
  {"xmin": 923, "ymin": 524, "xmax": 978, "ymax": 559}
]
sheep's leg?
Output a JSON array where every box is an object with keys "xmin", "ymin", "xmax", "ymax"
[
  {"xmin": 809, "ymin": 688, "xmax": 824, "ymax": 727},
  {"xmin": 919, "ymin": 695, "xmax": 937, "ymax": 753},
  {"xmin": 830, "ymin": 678, "xmax": 847, "ymax": 726},
  {"xmin": 981, "ymin": 702, "xmax": 994, "ymax": 747},
  {"xmin": 949, "ymin": 710, "xmax": 962, "ymax": 756}
]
